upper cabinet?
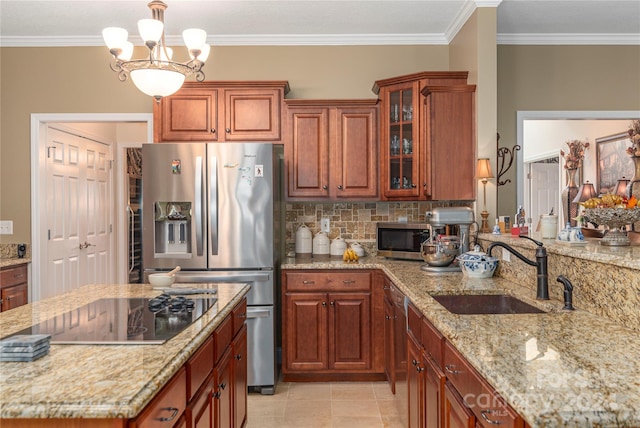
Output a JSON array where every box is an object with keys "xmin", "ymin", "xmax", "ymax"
[
  {"xmin": 284, "ymin": 99, "xmax": 379, "ymax": 200},
  {"xmin": 153, "ymin": 81, "xmax": 290, "ymax": 143},
  {"xmin": 373, "ymin": 72, "xmax": 475, "ymax": 201}
]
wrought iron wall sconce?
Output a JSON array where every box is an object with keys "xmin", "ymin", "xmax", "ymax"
[{"xmin": 496, "ymin": 132, "xmax": 521, "ymax": 186}]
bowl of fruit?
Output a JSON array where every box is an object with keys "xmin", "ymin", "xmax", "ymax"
[{"xmin": 581, "ymin": 194, "xmax": 640, "ymax": 246}]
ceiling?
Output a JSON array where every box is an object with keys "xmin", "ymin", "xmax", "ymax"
[{"xmin": 1, "ymin": 0, "xmax": 639, "ymax": 47}]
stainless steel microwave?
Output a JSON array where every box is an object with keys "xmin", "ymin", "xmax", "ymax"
[{"xmin": 376, "ymin": 222, "xmax": 430, "ymax": 261}]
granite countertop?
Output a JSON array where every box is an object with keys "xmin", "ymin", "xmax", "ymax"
[
  {"xmin": 283, "ymin": 257, "xmax": 640, "ymax": 427},
  {"xmin": 0, "ymin": 282, "xmax": 249, "ymax": 420},
  {"xmin": 0, "ymin": 258, "xmax": 30, "ymax": 269}
]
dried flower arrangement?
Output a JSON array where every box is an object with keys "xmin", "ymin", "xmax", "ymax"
[
  {"xmin": 626, "ymin": 119, "xmax": 640, "ymax": 157},
  {"xmin": 560, "ymin": 139, "xmax": 589, "ymax": 170}
]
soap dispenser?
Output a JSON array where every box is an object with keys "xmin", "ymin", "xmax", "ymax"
[{"xmin": 492, "ymin": 219, "xmax": 501, "ymax": 234}]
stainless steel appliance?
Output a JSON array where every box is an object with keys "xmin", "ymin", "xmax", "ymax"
[
  {"xmin": 376, "ymin": 222, "xmax": 430, "ymax": 261},
  {"xmin": 143, "ymin": 142, "xmax": 283, "ymax": 394},
  {"xmin": 421, "ymin": 207, "xmax": 475, "ymax": 273}
]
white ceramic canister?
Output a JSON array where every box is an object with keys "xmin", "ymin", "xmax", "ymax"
[
  {"xmin": 295, "ymin": 224, "xmax": 312, "ymax": 258},
  {"xmin": 312, "ymin": 232, "xmax": 330, "ymax": 259},
  {"xmin": 351, "ymin": 242, "xmax": 365, "ymax": 257},
  {"xmin": 330, "ymin": 237, "xmax": 347, "ymax": 259}
]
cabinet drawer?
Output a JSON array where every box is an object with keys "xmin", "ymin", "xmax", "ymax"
[
  {"xmin": 214, "ymin": 314, "xmax": 233, "ymax": 363},
  {"xmin": 286, "ymin": 271, "xmax": 371, "ymax": 292},
  {"xmin": 187, "ymin": 336, "xmax": 214, "ymax": 401},
  {"xmin": 232, "ymin": 299, "xmax": 247, "ymax": 336},
  {"xmin": 130, "ymin": 367, "xmax": 187, "ymax": 428},
  {"xmin": 421, "ymin": 317, "xmax": 443, "ymax": 368},
  {"xmin": 407, "ymin": 302, "xmax": 422, "ymax": 344},
  {"xmin": 0, "ymin": 265, "xmax": 27, "ymax": 288},
  {"xmin": 444, "ymin": 342, "xmax": 521, "ymax": 428}
]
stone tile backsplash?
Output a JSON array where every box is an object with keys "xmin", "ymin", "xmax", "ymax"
[{"xmin": 285, "ymin": 201, "xmax": 472, "ymax": 254}]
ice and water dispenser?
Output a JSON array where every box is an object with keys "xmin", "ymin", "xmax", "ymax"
[{"xmin": 153, "ymin": 202, "xmax": 192, "ymax": 257}]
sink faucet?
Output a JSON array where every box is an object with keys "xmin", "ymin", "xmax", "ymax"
[{"xmin": 487, "ymin": 236, "xmax": 549, "ymax": 300}]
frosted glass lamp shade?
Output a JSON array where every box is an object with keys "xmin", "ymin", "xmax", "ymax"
[
  {"xmin": 158, "ymin": 46, "xmax": 173, "ymax": 61},
  {"xmin": 182, "ymin": 28, "xmax": 207, "ymax": 51},
  {"xmin": 190, "ymin": 43, "xmax": 210, "ymax": 62},
  {"xmin": 102, "ymin": 27, "xmax": 128, "ymax": 50},
  {"xmin": 119, "ymin": 42, "xmax": 134, "ymax": 61},
  {"xmin": 130, "ymin": 68, "xmax": 185, "ymax": 98},
  {"xmin": 138, "ymin": 19, "xmax": 164, "ymax": 44}
]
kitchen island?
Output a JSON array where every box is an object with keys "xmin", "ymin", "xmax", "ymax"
[
  {"xmin": 0, "ymin": 282, "xmax": 249, "ymax": 426},
  {"xmin": 282, "ymin": 247, "xmax": 640, "ymax": 427}
]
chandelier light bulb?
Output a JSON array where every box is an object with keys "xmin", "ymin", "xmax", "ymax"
[
  {"xmin": 182, "ymin": 28, "xmax": 207, "ymax": 51},
  {"xmin": 158, "ymin": 46, "xmax": 174, "ymax": 62},
  {"xmin": 190, "ymin": 43, "xmax": 210, "ymax": 62},
  {"xmin": 102, "ymin": 27, "xmax": 128, "ymax": 51},
  {"xmin": 138, "ymin": 19, "xmax": 164, "ymax": 46},
  {"xmin": 119, "ymin": 42, "xmax": 134, "ymax": 61}
]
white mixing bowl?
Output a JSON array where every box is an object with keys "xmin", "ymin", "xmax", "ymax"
[{"xmin": 148, "ymin": 273, "xmax": 176, "ymax": 288}]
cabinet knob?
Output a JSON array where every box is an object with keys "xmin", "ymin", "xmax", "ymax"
[
  {"xmin": 330, "ymin": 301, "xmax": 335, "ymax": 306},
  {"xmin": 322, "ymin": 302, "xmax": 327, "ymax": 307},
  {"xmin": 219, "ymin": 382, "xmax": 226, "ymax": 390},
  {"xmin": 385, "ymin": 315, "xmax": 391, "ymax": 320},
  {"xmin": 211, "ymin": 128, "xmax": 216, "ymax": 133},
  {"xmin": 322, "ymin": 185, "xmax": 328, "ymax": 190},
  {"xmin": 411, "ymin": 184, "xmax": 417, "ymax": 188},
  {"xmin": 236, "ymin": 354, "xmax": 242, "ymax": 361},
  {"xmin": 423, "ymin": 183, "xmax": 427, "ymax": 188},
  {"xmin": 225, "ymin": 128, "xmax": 231, "ymax": 133},
  {"xmin": 416, "ymin": 366, "xmax": 424, "ymax": 373},
  {"xmin": 213, "ymin": 391, "xmax": 221, "ymax": 399},
  {"xmin": 337, "ymin": 185, "xmax": 343, "ymax": 190}
]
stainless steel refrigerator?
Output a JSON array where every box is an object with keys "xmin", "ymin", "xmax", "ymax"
[{"xmin": 142, "ymin": 142, "xmax": 283, "ymax": 394}]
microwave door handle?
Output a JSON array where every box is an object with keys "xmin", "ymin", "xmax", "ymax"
[
  {"xmin": 195, "ymin": 155, "xmax": 204, "ymax": 256},
  {"xmin": 210, "ymin": 155, "xmax": 218, "ymax": 255}
]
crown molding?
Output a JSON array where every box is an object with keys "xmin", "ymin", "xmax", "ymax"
[
  {"xmin": 445, "ymin": 1, "xmax": 478, "ymax": 43},
  {"xmin": 0, "ymin": 33, "xmax": 450, "ymax": 48},
  {"xmin": 497, "ymin": 33, "xmax": 640, "ymax": 45},
  {"xmin": 475, "ymin": 0, "xmax": 503, "ymax": 7}
]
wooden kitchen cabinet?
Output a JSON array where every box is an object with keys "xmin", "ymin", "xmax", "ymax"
[
  {"xmin": 232, "ymin": 325, "xmax": 248, "ymax": 428},
  {"xmin": 282, "ymin": 269, "xmax": 384, "ymax": 381},
  {"xmin": 443, "ymin": 381, "xmax": 476, "ymax": 428},
  {"xmin": 0, "ymin": 264, "xmax": 28, "ymax": 312},
  {"xmin": 372, "ymin": 71, "xmax": 473, "ymax": 201},
  {"xmin": 284, "ymin": 99, "xmax": 379, "ymax": 200},
  {"xmin": 154, "ymin": 81, "xmax": 290, "ymax": 143}
]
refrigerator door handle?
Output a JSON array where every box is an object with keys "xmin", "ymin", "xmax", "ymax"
[
  {"xmin": 246, "ymin": 308, "xmax": 271, "ymax": 319},
  {"xmin": 210, "ymin": 155, "xmax": 218, "ymax": 255},
  {"xmin": 195, "ymin": 156, "xmax": 204, "ymax": 256}
]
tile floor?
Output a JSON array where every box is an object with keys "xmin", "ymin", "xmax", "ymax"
[{"xmin": 246, "ymin": 381, "xmax": 406, "ymax": 428}]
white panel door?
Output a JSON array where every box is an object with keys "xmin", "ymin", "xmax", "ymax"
[
  {"xmin": 45, "ymin": 127, "xmax": 112, "ymax": 299},
  {"xmin": 527, "ymin": 161, "xmax": 560, "ymax": 232}
]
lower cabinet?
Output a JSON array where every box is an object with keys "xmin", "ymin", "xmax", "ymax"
[
  {"xmin": 0, "ymin": 264, "xmax": 28, "ymax": 312},
  {"xmin": 443, "ymin": 382, "xmax": 475, "ymax": 428},
  {"xmin": 232, "ymin": 325, "xmax": 248, "ymax": 428},
  {"xmin": 282, "ymin": 269, "xmax": 384, "ymax": 380}
]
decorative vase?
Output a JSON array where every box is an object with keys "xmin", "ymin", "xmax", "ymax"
[
  {"xmin": 626, "ymin": 155, "xmax": 640, "ymax": 231},
  {"xmin": 561, "ymin": 167, "xmax": 579, "ymax": 227}
]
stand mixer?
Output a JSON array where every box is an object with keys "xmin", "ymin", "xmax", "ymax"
[{"xmin": 421, "ymin": 207, "xmax": 475, "ymax": 273}]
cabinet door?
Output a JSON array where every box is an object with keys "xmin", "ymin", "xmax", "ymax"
[
  {"xmin": 380, "ymin": 82, "xmax": 421, "ymax": 200},
  {"xmin": 224, "ymin": 89, "xmax": 282, "ymax": 141},
  {"xmin": 407, "ymin": 334, "xmax": 424, "ymax": 428},
  {"xmin": 332, "ymin": 107, "xmax": 378, "ymax": 199},
  {"xmin": 383, "ymin": 296, "xmax": 396, "ymax": 392},
  {"xmin": 443, "ymin": 382, "xmax": 475, "ymax": 428},
  {"xmin": 156, "ymin": 89, "xmax": 219, "ymax": 142},
  {"xmin": 213, "ymin": 349, "xmax": 233, "ymax": 428},
  {"xmin": 2, "ymin": 283, "xmax": 27, "ymax": 311},
  {"xmin": 424, "ymin": 355, "xmax": 445, "ymax": 428},
  {"xmin": 285, "ymin": 108, "xmax": 330, "ymax": 198},
  {"xmin": 232, "ymin": 325, "xmax": 248, "ymax": 428},
  {"xmin": 284, "ymin": 293, "xmax": 329, "ymax": 371},
  {"xmin": 328, "ymin": 292, "xmax": 371, "ymax": 371},
  {"xmin": 191, "ymin": 376, "xmax": 214, "ymax": 428},
  {"xmin": 423, "ymin": 85, "xmax": 476, "ymax": 201}
]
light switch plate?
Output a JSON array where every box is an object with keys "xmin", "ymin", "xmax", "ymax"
[
  {"xmin": 320, "ymin": 218, "xmax": 330, "ymax": 233},
  {"xmin": 0, "ymin": 220, "xmax": 13, "ymax": 235}
]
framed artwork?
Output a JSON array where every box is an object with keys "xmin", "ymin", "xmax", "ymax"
[{"xmin": 596, "ymin": 132, "xmax": 633, "ymax": 195}]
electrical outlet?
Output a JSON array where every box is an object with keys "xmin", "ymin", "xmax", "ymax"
[
  {"xmin": 320, "ymin": 218, "xmax": 330, "ymax": 233},
  {"xmin": 398, "ymin": 216, "xmax": 408, "ymax": 223},
  {"xmin": 0, "ymin": 220, "xmax": 13, "ymax": 235},
  {"xmin": 502, "ymin": 248, "xmax": 511, "ymax": 262}
]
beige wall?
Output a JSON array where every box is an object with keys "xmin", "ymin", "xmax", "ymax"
[
  {"xmin": 497, "ymin": 45, "xmax": 640, "ymax": 217},
  {"xmin": 0, "ymin": 45, "xmax": 449, "ymax": 244},
  {"xmin": 450, "ymin": 8, "xmax": 498, "ymax": 228}
]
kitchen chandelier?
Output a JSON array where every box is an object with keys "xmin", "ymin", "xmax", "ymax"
[{"xmin": 102, "ymin": 0, "xmax": 209, "ymax": 101}]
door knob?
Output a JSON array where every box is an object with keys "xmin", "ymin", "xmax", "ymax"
[{"xmin": 79, "ymin": 242, "xmax": 96, "ymax": 249}]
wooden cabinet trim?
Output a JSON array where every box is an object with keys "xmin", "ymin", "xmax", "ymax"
[
  {"xmin": 187, "ymin": 336, "xmax": 214, "ymax": 401},
  {"xmin": 372, "ymin": 71, "xmax": 470, "ymax": 94}
]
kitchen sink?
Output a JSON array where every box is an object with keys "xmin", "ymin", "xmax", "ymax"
[{"xmin": 431, "ymin": 294, "xmax": 546, "ymax": 315}]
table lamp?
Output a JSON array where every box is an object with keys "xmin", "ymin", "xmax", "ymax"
[
  {"xmin": 572, "ymin": 181, "xmax": 597, "ymax": 227},
  {"xmin": 614, "ymin": 177, "xmax": 629, "ymax": 197},
  {"xmin": 477, "ymin": 158, "xmax": 494, "ymax": 233}
]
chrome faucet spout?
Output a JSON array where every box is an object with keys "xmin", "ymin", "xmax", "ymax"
[{"xmin": 487, "ymin": 237, "xmax": 549, "ymax": 300}]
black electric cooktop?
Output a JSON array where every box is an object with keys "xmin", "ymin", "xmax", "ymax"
[{"xmin": 6, "ymin": 295, "xmax": 217, "ymax": 345}]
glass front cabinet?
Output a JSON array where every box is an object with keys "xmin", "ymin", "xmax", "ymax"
[{"xmin": 373, "ymin": 72, "xmax": 474, "ymax": 201}]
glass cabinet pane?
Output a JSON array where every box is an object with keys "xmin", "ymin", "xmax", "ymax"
[{"xmin": 387, "ymin": 88, "xmax": 415, "ymax": 192}]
